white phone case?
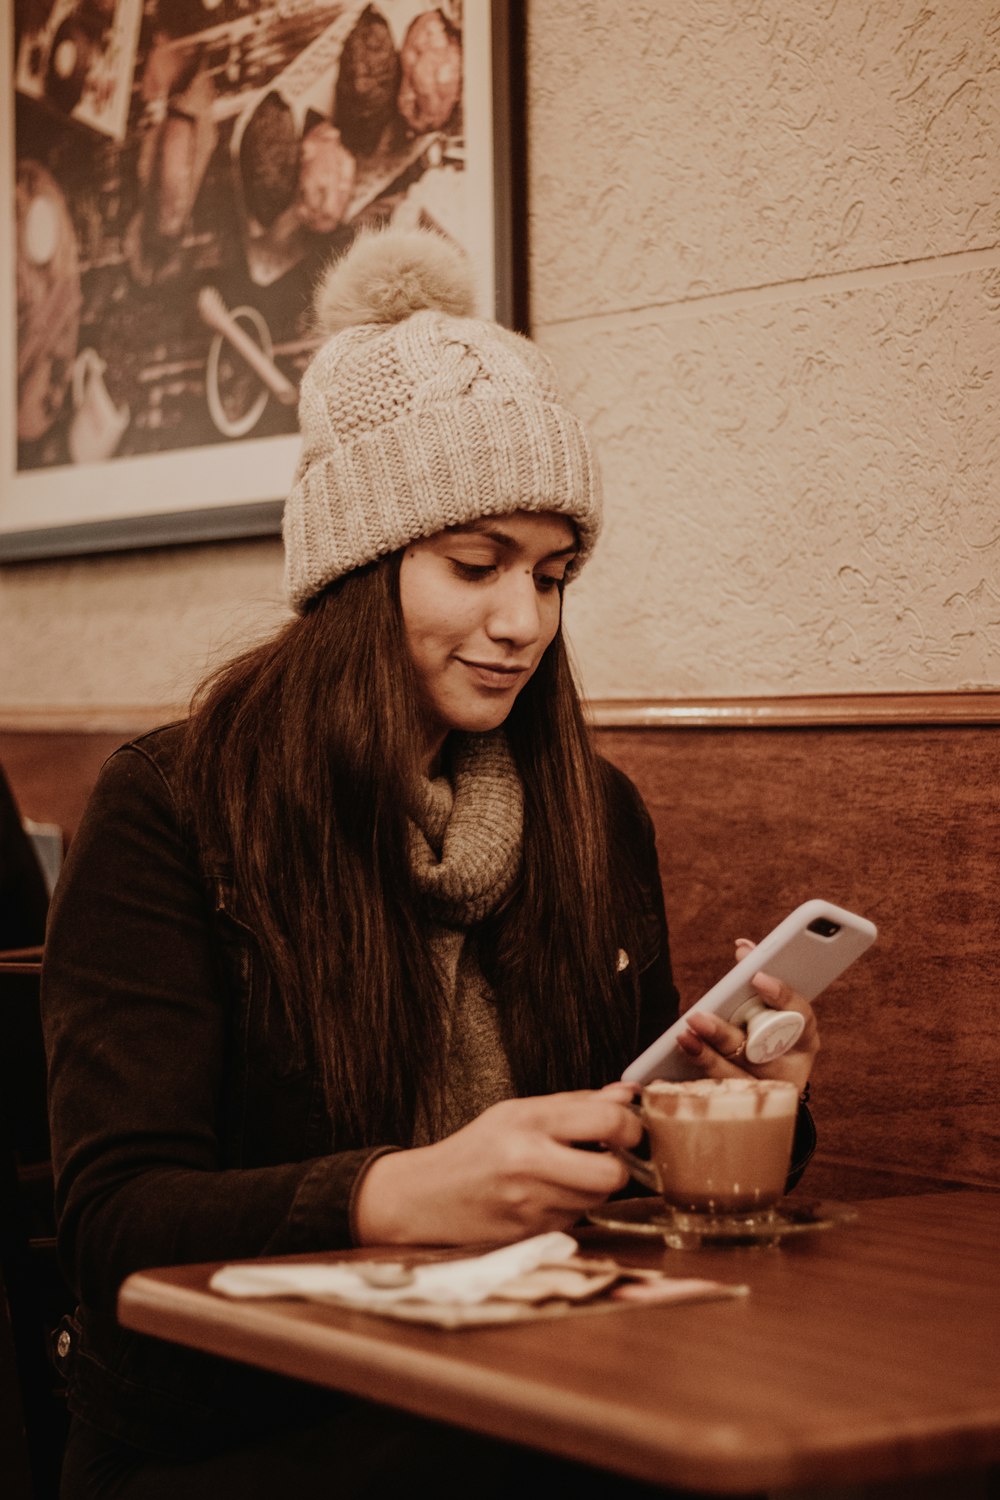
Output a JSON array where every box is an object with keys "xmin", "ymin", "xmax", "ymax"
[{"xmin": 622, "ymin": 899, "xmax": 877, "ymax": 1084}]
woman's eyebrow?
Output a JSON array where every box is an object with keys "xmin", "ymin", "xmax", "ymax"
[{"xmin": 446, "ymin": 522, "xmax": 578, "ymax": 559}]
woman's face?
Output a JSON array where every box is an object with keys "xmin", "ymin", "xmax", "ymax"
[{"xmin": 399, "ymin": 510, "xmax": 578, "ymax": 771}]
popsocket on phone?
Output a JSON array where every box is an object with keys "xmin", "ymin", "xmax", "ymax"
[{"xmin": 730, "ymin": 999, "xmax": 805, "ymax": 1064}]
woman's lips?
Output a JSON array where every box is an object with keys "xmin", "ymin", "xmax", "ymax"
[{"xmin": 458, "ymin": 659, "xmax": 530, "ymax": 690}]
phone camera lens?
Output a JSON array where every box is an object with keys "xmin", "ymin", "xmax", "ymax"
[{"xmin": 807, "ymin": 918, "xmax": 841, "ymax": 938}]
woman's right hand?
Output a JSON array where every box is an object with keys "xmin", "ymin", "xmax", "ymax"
[{"xmin": 352, "ymin": 1083, "xmax": 642, "ymax": 1246}]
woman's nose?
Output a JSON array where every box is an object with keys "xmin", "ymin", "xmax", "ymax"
[{"xmin": 485, "ymin": 572, "xmax": 543, "ymax": 645}]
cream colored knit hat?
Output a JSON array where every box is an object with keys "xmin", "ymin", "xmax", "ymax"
[{"xmin": 282, "ymin": 226, "xmax": 602, "ymax": 612}]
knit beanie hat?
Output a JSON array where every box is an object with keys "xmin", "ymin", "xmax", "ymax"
[{"xmin": 282, "ymin": 226, "xmax": 602, "ymax": 612}]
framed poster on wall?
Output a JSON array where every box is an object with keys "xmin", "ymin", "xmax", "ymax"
[{"xmin": 1, "ymin": 0, "xmax": 522, "ymax": 561}]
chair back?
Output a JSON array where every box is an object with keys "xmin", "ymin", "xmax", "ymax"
[{"xmin": 0, "ymin": 951, "xmax": 71, "ymax": 1500}]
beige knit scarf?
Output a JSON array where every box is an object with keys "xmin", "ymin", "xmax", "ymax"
[{"xmin": 408, "ymin": 730, "xmax": 522, "ymax": 1145}]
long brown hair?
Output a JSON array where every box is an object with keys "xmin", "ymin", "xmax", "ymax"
[{"xmin": 180, "ymin": 554, "xmax": 647, "ymax": 1144}]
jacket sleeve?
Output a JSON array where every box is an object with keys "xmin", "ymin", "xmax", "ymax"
[{"xmin": 41, "ymin": 743, "xmax": 390, "ymax": 1317}]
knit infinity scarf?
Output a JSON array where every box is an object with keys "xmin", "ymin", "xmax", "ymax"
[
  {"xmin": 409, "ymin": 730, "xmax": 523, "ymax": 926},
  {"xmin": 408, "ymin": 731, "xmax": 523, "ymax": 1143}
]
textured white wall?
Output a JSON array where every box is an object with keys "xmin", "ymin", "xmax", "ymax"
[
  {"xmin": 1, "ymin": 0, "xmax": 997, "ymax": 719},
  {"xmin": 0, "ymin": 540, "xmax": 286, "ymax": 719},
  {"xmin": 537, "ymin": 0, "xmax": 1000, "ymax": 699},
  {"xmin": 555, "ymin": 265, "xmax": 998, "ymax": 696}
]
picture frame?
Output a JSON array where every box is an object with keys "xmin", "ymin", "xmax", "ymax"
[{"xmin": 1, "ymin": 1, "xmax": 523, "ymax": 562}]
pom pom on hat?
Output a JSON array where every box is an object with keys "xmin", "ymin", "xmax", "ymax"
[
  {"xmin": 312, "ymin": 224, "xmax": 477, "ymax": 335},
  {"xmin": 283, "ymin": 225, "xmax": 603, "ymax": 612}
]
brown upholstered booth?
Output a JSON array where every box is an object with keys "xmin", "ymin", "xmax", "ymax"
[{"xmin": 2, "ymin": 697, "xmax": 998, "ymax": 1211}]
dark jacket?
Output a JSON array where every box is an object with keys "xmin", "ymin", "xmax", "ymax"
[{"xmin": 41, "ymin": 725, "xmax": 686, "ymax": 1457}]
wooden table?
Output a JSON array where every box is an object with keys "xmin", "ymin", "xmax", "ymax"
[{"xmin": 117, "ymin": 1191, "xmax": 1000, "ymax": 1495}]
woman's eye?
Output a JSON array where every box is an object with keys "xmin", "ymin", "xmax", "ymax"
[
  {"xmin": 449, "ymin": 559, "xmax": 496, "ymax": 581},
  {"xmin": 534, "ymin": 573, "xmax": 564, "ymax": 593}
]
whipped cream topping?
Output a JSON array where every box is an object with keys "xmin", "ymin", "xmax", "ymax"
[{"xmin": 644, "ymin": 1076, "xmax": 798, "ymax": 1120}]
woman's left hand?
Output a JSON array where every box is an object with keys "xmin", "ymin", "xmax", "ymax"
[{"xmin": 676, "ymin": 938, "xmax": 819, "ymax": 1095}]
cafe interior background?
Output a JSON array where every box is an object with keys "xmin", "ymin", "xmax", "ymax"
[
  {"xmin": 1, "ymin": 0, "xmax": 997, "ymax": 727},
  {"xmin": 2, "ymin": 11, "xmax": 997, "ymax": 1500}
]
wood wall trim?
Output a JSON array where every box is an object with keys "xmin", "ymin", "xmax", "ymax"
[
  {"xmin": 1, "ymin": 690, "xmax": 999, "ymax": 733},
  {"xmin": 0, "ymin": 706, "xmax": 187, "ymax": 733},
  {"xmin": 587, "ymin": 692, "xmax": 1000, "ymax": 728}
]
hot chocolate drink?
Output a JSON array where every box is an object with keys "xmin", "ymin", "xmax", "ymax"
[{"xmin": 640, "ymin": 1077, "xmax": 798, "ymax": 1214}]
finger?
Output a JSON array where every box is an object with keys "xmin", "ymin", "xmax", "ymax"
[
  {"xmin": 683, "ymin": 1008, "xmax": 749, "ymax": 1060},
  {"xmin": 600, "ymin": 1080, "xmax": 639, "ymax": 1101},
  {"xmin": 517, "ymin": 1094, "xmax": 643, "ymax": 1148},
  {"xmin": 750, "ymin": 970, "xmax": 796, "ymax": 1006},
  {"xmin": 676, "ymin": 1036, "xmax": 748, "ymax": 1080},
  {"xmin": 541, "ymin": 1141, "xmax": 632, "ymax": 1199},
  {"xmin": 554, "ymin": 1140, "xmax": 632, "ymax": 1200},
  {"xmin": 589, "ymin": 1100, "xmax": 644, "ymax": 1150},
  {"xmin": 501, "ymin": 1127, "xmax": 633, "ymax": 1203},
  {"xmin": 499, "ymin": 1088, "xmax": 619, "ymax": 1123},
  {"xmin": 674, "ymin": 1020, "xmax": 750, "ymax": 1079}
]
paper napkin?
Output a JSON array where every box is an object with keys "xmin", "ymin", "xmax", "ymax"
[{"xmin": 209, "ymin": 1233, "xmax": 747, "ymax": 1329}]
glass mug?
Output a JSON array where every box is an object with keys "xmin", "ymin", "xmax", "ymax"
[{"xmin": 616, "ymin": 1077, "xmax": 799, "ymax": 1246}]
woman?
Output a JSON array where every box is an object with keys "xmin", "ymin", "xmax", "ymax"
[{"xmin": 43, "ymin": 227, "xmax": 818, "ymax": 1497}]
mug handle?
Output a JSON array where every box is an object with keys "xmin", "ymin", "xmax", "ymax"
[{"xmin": 610, "ymin": 1101, "xmax": 659, "ymax": 1191}]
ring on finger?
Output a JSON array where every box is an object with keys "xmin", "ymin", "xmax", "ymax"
[{"xmin": 722, "ymin": 1037, "xmax": 747, "ymax": 1061}]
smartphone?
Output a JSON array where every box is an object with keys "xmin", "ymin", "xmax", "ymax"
[{"xmin": 622, "ymin": 899, "xmax": 877, "ymax": 1085}]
